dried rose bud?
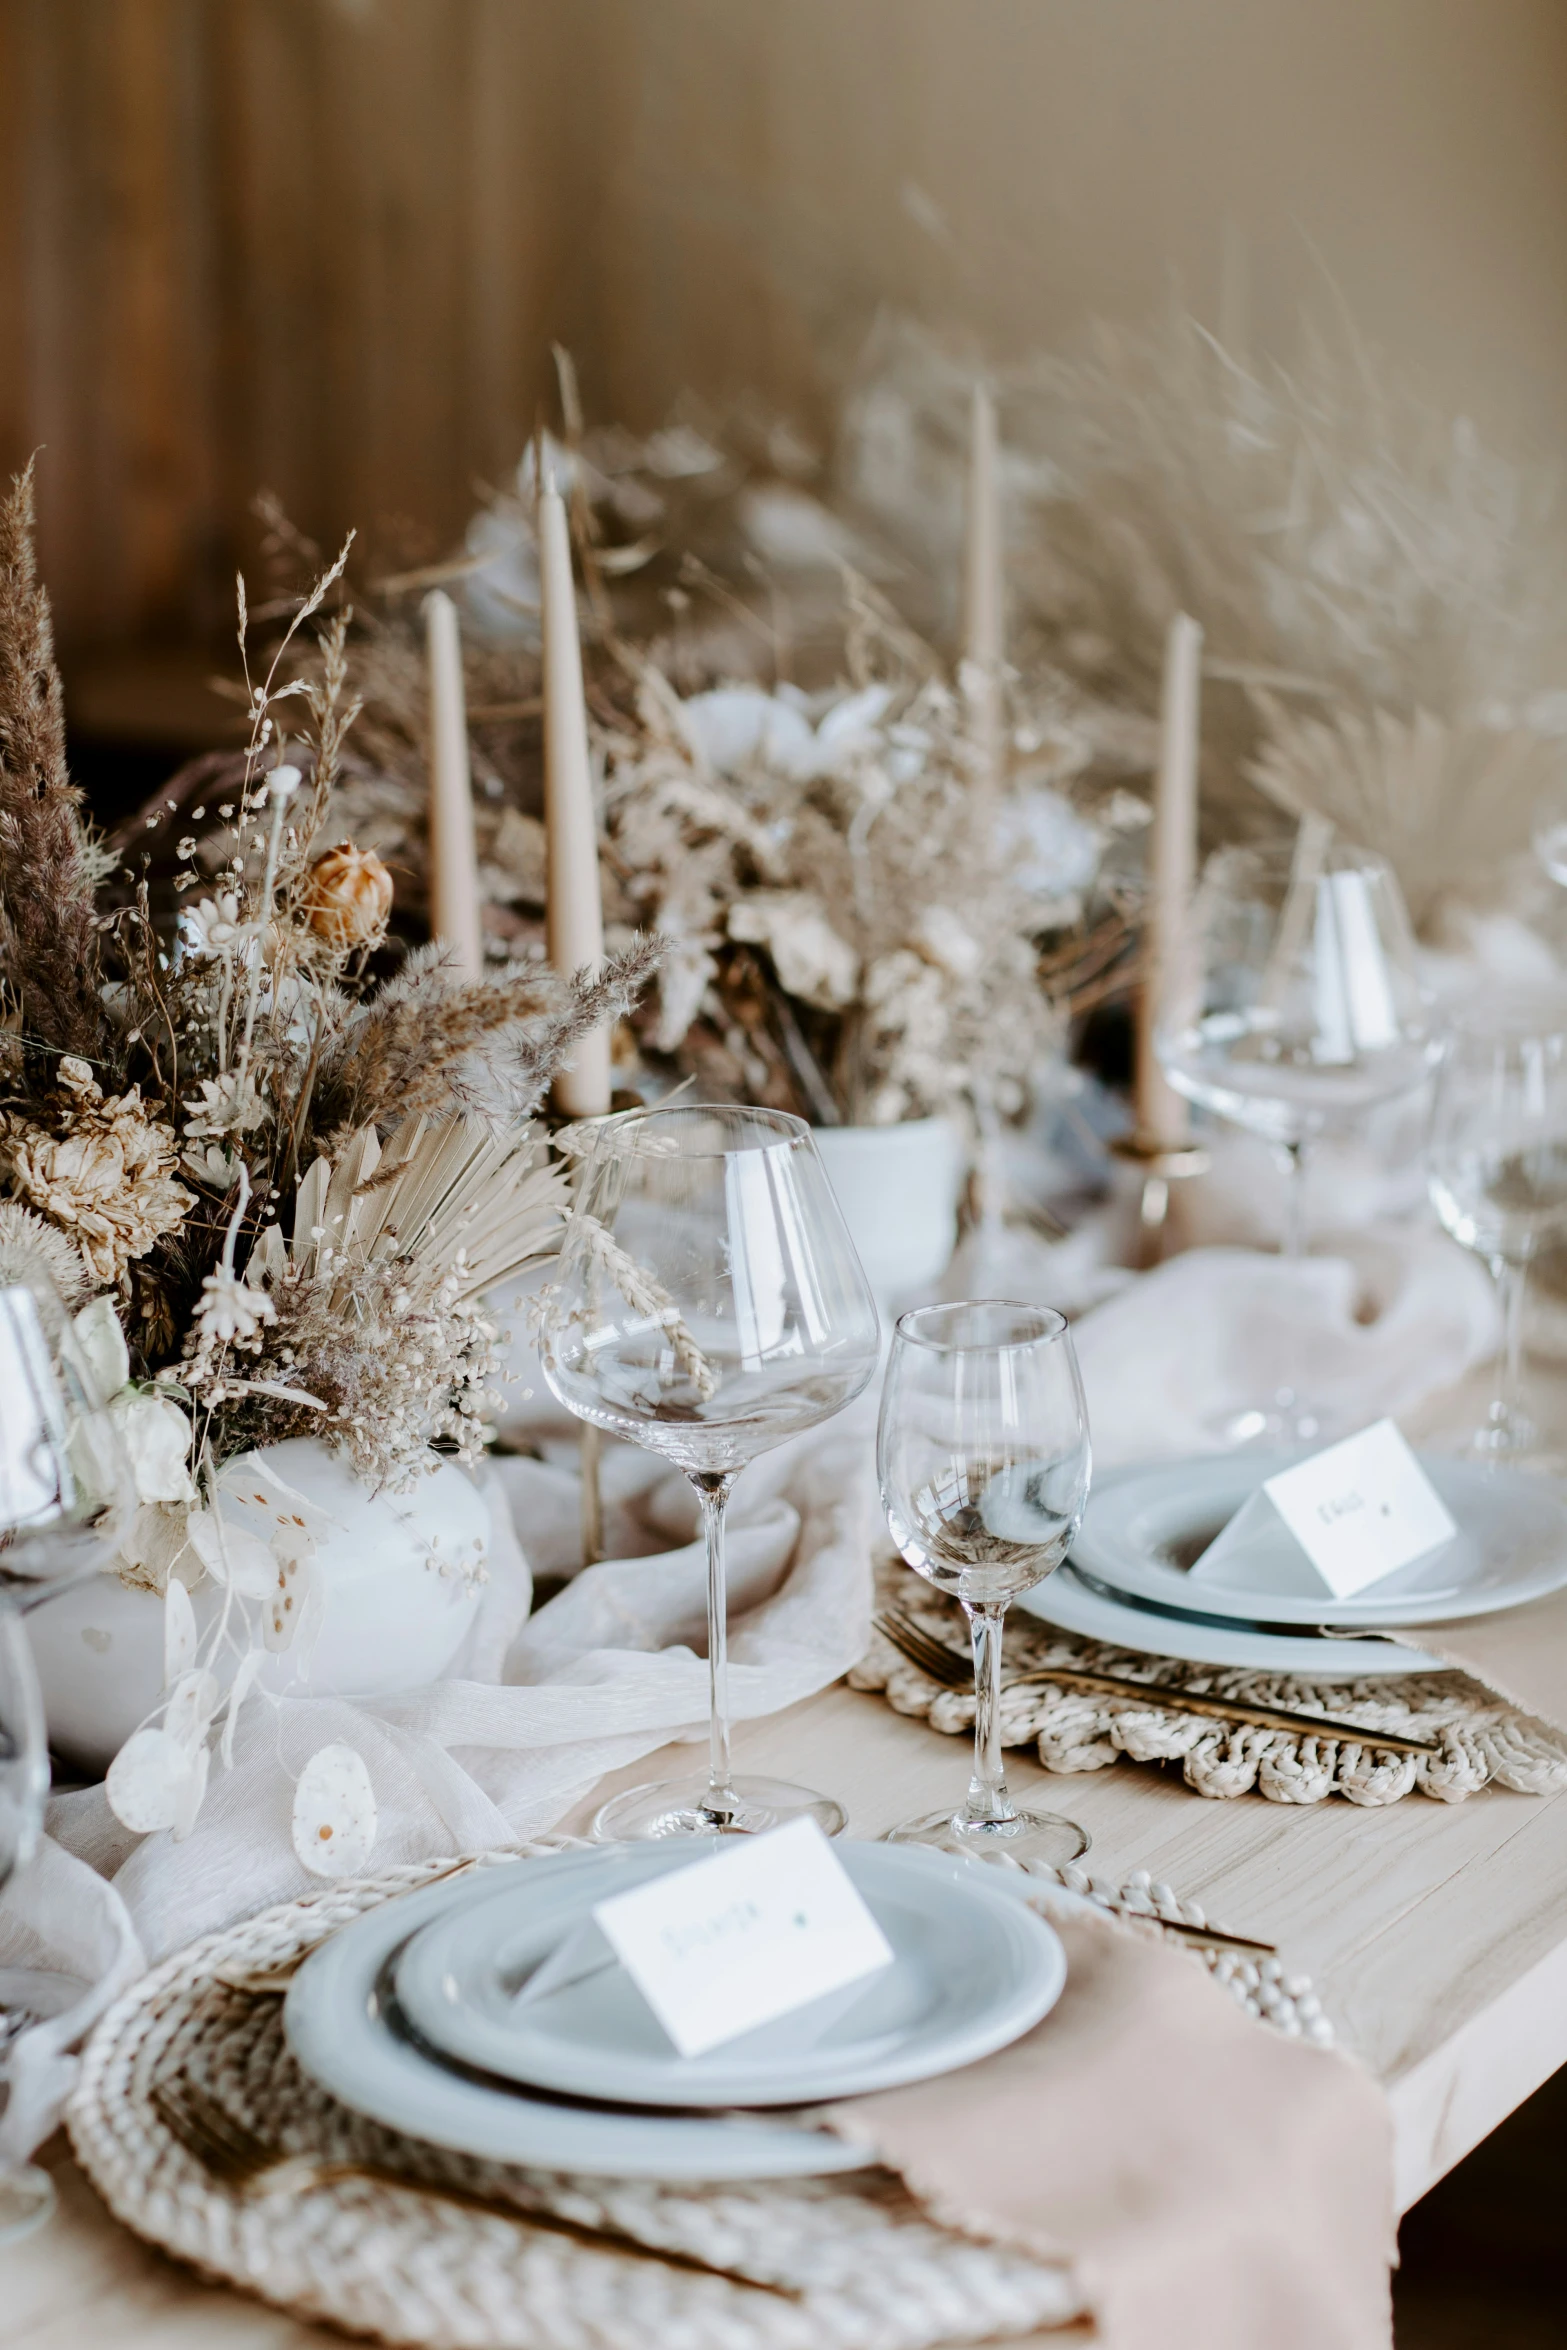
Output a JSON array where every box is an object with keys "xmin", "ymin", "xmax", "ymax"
[{"xmin": 303, "ymin": 843, "xmax": 393, "ymax": 946}]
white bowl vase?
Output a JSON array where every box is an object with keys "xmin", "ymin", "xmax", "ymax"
[
  {"xmin": 25, "ymin": 1438, "xmax": 488, "ymax": 1777},
  {"xmin": 814, "ymin": 1116, "xmax": 966, "ymax": 1306}
]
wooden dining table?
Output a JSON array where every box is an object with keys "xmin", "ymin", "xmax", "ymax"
[
  {"xmin": 8, "ymin": 1671, "xmax": 1567, "ymax": 2347},
  {"xmin": 7, "ymin": 1361, "xmax": 1567, "ymax": 2346}
]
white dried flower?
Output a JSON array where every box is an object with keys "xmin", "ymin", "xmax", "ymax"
[
  {"xmin": 727, "ymin": 891, "xmax": 859, "ymax": 1011},
  {"xmin": 909, "ymin": 904, "xmax": 983, "ymax": 981},
  {"xmin": 183, "ymin": 1070, "xmax": 268, "ymax": 1143},
  {"xmin": 194, "ymin": 1262, "xmax": 277, "ymax": 1349},
  {"xmin": 3, "ymin": 1082, "xmax": 193, "ymax": 1285},
  {"xmin": 0, "ymin": 1202, "xmax": 89, "ymax": 1312},
  {"xmin": 180, "ymin": 891, "xmax": 252, "ymax": 959},
  {"xmin": 109, "ymin": 1390, "xmax": 195, "ymax": 1506},
  {"xmin": 71, "ymin": 1295, "xmax": 130, "ymax": 1401}
]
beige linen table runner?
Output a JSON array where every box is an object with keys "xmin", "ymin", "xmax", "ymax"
[
  {"xmin": 825, "ymin": 1912, "xmax": 1394, "ymax": 2350},
  {"xmin": 1422, "ymin": 1585, "xmax": 1567, "ymax": 1731}
]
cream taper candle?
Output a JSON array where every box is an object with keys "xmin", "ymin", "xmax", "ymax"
[
  {"xmin": 1133, "ymin": 612, "xmax": 1204, "ymax": 1147},
  {"xmin": 962, "ymin": 379, "xmax": 1004, "ymax": 801},
  {"xmin": 539, "ymin": 481, "xmax": 610, "ymax": 1117},
  {"xmin": 423, "ymin": 589, "xmax": 483, "ymax": 980}
]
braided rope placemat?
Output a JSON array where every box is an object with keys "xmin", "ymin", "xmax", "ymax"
[
  {"xmin": 851, "ymin": 1560, "xmax": 1567, "ymax": 1805},
  {"xmin": 64, "ymin": 1844, "xmax": 1330, "ymax": 2349}
]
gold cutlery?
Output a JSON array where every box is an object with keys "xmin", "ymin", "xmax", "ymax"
[
  {"xmin": 872, "ymin": 1606, "xmax": 1443, "ymax": 1759},
  {"xmin": 152, "ymin": 2075, "xmax": 799, "ymax": 2295}
]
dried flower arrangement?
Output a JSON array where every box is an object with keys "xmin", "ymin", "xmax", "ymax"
[
  {"xmin": 840, "ymin": 311, "xmax": 1567, "ymax": 925},
  {"xmin": 138, "ymin": 405, "xmax": 1146, "ymax": 1138},
  {"xmin": 0, "ymin": 457, "xmax": 656, "ymax": 1572},
  {"xmin": 592, "ymin": 575, "xmax": 1144, "ymax": 1129}
]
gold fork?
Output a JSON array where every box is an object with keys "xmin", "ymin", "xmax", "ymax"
[
  {"xmin": 873, "ymin": 1606, "xmax": 1442, "ymax": 1758},
  {"xmin": 151, "ymin": 2075, "xmax": 798, "ymax": 2295}
]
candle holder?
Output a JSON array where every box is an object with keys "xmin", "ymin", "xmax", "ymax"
[{"xmin": 1109, "ymin": 1131, "xmax": 1210, "ymax": 1269}]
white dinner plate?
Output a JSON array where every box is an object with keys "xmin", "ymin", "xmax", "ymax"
[
  {"xmin": 1016, "ymin": 1562, "xmax": 1441, "ymax": 1678},
  {"xmin": 393, "ymin": 1841, "xmax": 1068, "ymax": 2110},
  {"xmin": 284, "ymin": 1855, "xmax": 870, "ymax": 2181},
  {"xmin": 1072, "ymin": 1455, "xmax": 1567, "ymax": 1629}
]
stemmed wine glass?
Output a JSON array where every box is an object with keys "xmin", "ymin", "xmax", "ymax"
[
  {"xmin": 1156, "ymin": 824, "xmax": 1434, "ymax": 1442},
  {"xmin": 540, "ymin": 1103, "xmax": 881, "ymax": 1839},
  {"xmin": 1, "ymin": 1280, "xmax": 136, "ymax": 1602},
  {"xmin": 0, "ymin": 1599, "xmax": 53, "ymax": 2244},
  {"xmin": 0, "ymin": 1275, "xmax": 138, "ymax": 2245},
  {"xmin": 877, "ymin": 1300, "xmax": 1092, "ymax": 1865},
  {"xmin": 1428, "ymin": 1018, "xmax": 1567, "ymax": 1465}
]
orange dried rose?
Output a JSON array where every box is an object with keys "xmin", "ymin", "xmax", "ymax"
[{"xmin": 303, "ymin": 843, "xmax": 393, "ymax": 947}]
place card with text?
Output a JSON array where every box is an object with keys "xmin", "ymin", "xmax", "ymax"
[
  {"xmin": 526, "ymin": 1818, "xmax": 895, "ymax": 2060},
  {"xmin": 1192, "ymin": 1418, "xmax": 1457, "ymax": 1602}
]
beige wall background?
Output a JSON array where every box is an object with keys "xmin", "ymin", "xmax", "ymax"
[{"xmin": 4, "ymin": 0, "xmax": 1567, "ymax": 654}]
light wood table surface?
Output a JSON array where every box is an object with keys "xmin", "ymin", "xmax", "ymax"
[{"xmin": 7, "ymin": 1669, "xmax": 1567, "ymax": 2346}]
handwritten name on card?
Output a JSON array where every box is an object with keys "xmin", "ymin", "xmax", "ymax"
[
  {"xmin": 1194, "ymin": 1419, "xmax": 1456, "ymax": 1602},
  {"xmin": 591, "ymin": 1818, "xmax": 893, "ymax": 2059}
]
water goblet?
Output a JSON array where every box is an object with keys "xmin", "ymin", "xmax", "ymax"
[
  {"xmin": 1156, "ymin": 825, "xmax": 1434, "ymax": 1442},
  {"xmin": 1428, "ymin": 1017, "xmax": 1567, "ymax": 1465},
  {"xmin": 876, "ymin": 1300, "xmax": 1091, "ymax": 1866},
  {"xmin": 540, "ymin": 1102, "xmax": 881, "ymax": 1839}
]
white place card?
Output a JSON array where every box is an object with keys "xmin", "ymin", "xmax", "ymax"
[
  {"xmin": 1192, "ymin": 1419, "xmax": 1457, "ymax": 1603},
  {"xmin": 540, "ymin": 1819, "xmax": 894, "ymax": 2060},
  {"xmin": 0, "ymin": 1285, "xmax": 67, "ymax": 1532}
]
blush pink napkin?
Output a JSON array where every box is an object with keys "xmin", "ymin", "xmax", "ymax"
[{"xmin": 824, "ymin": 1912, "xmax": 1394, "ymax": 2350}]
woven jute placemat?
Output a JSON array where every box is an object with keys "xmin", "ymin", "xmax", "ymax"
[
  {"xmin": 852, "ymin": 1560, "xmax": 1567, "ymax": 1804},
  {"xmin": 65, "ymin": 1844, "xmax": 1330, "ymax": 2348}
]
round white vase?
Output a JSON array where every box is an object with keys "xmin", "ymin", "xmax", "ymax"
[
  {"xmin": 25, "ymin": 1438, "xmax": 489, "ymax": 1777},
  {"xmin": 814, "ymin": 1116, "xmax": 966, "ymax": 1305}
]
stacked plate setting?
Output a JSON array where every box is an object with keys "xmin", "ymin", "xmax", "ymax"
[
  {"xmin": 283, "ymin": 1843, "xmax": 1069, "ymax": 2182},
  {"xmin": 1016, "ymin": 1454, "xmax": 1567, "ymax": 1679}
]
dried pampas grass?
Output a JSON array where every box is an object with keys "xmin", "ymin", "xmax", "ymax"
[
  {"xmin": 0, "ymin": 461, "xmax": 110, "ymax": 1062},
  {"xmin": 839, "ymin": 311, "xmax": 1567, "ymax": 919}
]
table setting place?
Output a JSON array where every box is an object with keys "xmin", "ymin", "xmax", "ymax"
[{"xmin": 8, "ymin": 352, "xmax": 1567, "ymax": 2350}]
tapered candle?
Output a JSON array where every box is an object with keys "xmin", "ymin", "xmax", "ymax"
[
  {"xmin": 962, "ymin": 379, "xmax": 1004, "ymax": 801},
  {"xmin": 1134, "ymin": 612, "xmax": 1204, "ymax": 1146},
  {"xmin": 423, "ymin": 590, "xmax": 483, "ymax": 979},
  {"xmin": 539, "ymin": 481, "xmax": 610, "ymax": 1117}
]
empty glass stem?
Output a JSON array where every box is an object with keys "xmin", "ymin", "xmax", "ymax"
[
  {"xmin": 1488, "ymin": 1253, "xmax": 1531, "ymax": 1448},
  {"xmin": 693, "ymin": 1470, "xmax": 741, "ymax": 1825},
  {"xmin": 1278, "ymin": 1137, "xmax": 1311, "ymax": 1262},
  {"xmin": 962, "ymin": 1599, "xmax": 1016, "ymax": 1830}
]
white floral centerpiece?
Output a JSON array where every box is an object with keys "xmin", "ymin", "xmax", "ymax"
[
  {"xmin": 595, "ymin": 579, "xmax": 1136, "ymax": 1131},
  {"xmin": 0, "ymin": 464, "xmax": 656, "ymax": 1854}
]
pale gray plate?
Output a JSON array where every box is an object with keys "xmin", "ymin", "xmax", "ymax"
[
  {"xmin": 1017, "ymin": 1562, "xmax": 1441, "ymax": 1678},
  {"xmin": 1072, "ymin": 1454, "xmax": 1567, "ymax": 1629},
  {"xmin": 393, "ymin": 1841, "xmax": 1068, "ymax": 2110},
  {"xmin": 285, "ymin": 1854, "xmax": 870, "ymax": 2181}
]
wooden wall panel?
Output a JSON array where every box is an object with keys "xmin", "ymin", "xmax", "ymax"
[
  {"xmin": 0, "ymin": 0, "xmax": 572, "ymax": 647},
  {"xmin": 3, "ymin": 0, "xmax": 1567, "ymax": 655}
]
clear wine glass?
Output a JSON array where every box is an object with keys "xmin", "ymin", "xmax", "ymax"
[
  {"xmin": 0, "ymin": 1600, "xmax": 56, "ymax": 2244},
  {"xmin": 1428, "ymin": 1018, "xmax": 1567, "ymax": 1465},
  {"xmin": 877, "ymin": 1300, "xmax": 1091, "ymax": 1866},
  {"xmin": 540, "ymin": 1102, "xmax": 881, "ymax": 1839},
  {"xmin": 0, "ymin": 1280, "xmax": 136, "ymax": 1604},
  {"xmin": 1156, "ymin": 824, "xmax": 1434, "ymax": 1442}
]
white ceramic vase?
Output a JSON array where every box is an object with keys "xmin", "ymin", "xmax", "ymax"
[
  {"xmin": 25, "ymin": 1438, "xmax": 489, "ymax": 1777},
  {"xmin": 814, "ymin": 1115, "xmax": 966, "ymax": 1306}
]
